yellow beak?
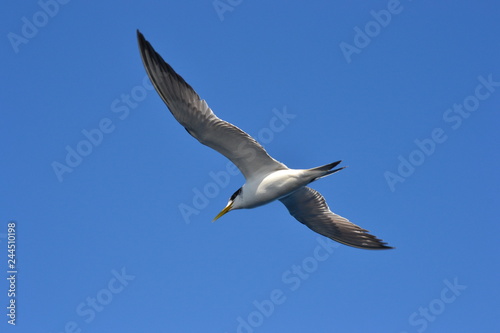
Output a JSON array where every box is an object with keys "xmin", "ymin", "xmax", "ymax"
[{"xmin": 212, "ymin": 202, "xmax": 233, "ymax": 222}]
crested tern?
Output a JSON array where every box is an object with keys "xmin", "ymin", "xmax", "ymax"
[{"xmin": 137, "ymin": 30, "xmax": 392, "ymax": 250}]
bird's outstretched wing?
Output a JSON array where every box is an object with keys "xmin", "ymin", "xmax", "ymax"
[
  {"xmin": 280, "ymin": 187, "xmax": 392, "ymax": 250},
  {"xmin": 137, "ymin": 30, "xmax": 287, "ymax": 179}
]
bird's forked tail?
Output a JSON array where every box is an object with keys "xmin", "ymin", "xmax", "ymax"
[{"xmin": 309, "ymin": 160, "xmax": 346, "ymax": 181}]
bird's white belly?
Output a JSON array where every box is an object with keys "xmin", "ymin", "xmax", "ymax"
[{"xmin": 242, "ymin": 170, "xmax": 309, "ymax": 208}]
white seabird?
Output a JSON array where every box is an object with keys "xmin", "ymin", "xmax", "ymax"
[{"xmin": 137, "ymin": 30, "xmax": 392, "ymax": 250}]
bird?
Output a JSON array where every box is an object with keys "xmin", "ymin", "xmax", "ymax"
[{"xmin": 137, "ymin": 30, "xmax": 392, "ymax": 250}]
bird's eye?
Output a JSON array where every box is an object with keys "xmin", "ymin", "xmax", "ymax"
[{"xmin": 230, "ymin": 188, "xmax": 242, "ymax": 201}]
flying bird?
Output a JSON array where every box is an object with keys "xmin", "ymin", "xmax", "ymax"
[{"xmin": 137, "ymin": 30, "xmax": 392, "ymax": 250}]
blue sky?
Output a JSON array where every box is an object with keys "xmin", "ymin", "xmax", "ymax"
[{"xmin": 2, "ymin": 1, "xmax": 500, "ymax": 332}]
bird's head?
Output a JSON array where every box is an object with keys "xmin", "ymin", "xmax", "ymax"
[{"xmin": 212, "ymin": 187, "xmax": 242, "ymax": 222}]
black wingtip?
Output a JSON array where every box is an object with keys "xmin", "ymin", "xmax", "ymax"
[
  {"xmin": 136, "ymin": 29, "xmax": 147, "ymax": 50},
  {"xmin": 351, "ymin": 240, "xmax": 394, "ymax": 250},
  {"xmin": 371, "ymin": 239, "xmax": 395, "ymax": 250},
  {"xmin": 359, "ymin": 234, "xmax": 394, "ymax": 250},
  {"xmin": 347, "ymin": 238, "xmax": 394, "ymax": 250}
]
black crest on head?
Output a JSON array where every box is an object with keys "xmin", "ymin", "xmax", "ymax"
[{"xmin": 230, "ymin": 188, "xmax": 242, "ymax": 201}]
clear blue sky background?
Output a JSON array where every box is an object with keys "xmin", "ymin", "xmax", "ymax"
[{"xmin": 2, "ymin": 1, "xmax": 499, "ymax": 332}]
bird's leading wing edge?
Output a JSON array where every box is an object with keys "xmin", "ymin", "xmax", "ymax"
[{"xmin": 136, "ymin": 30, "xmax": 286, "ymax": 179}]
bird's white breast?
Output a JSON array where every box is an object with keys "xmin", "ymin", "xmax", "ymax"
[{"xmin": 239, "ymin": 169, "xmax": 310, "ymax": 209}]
